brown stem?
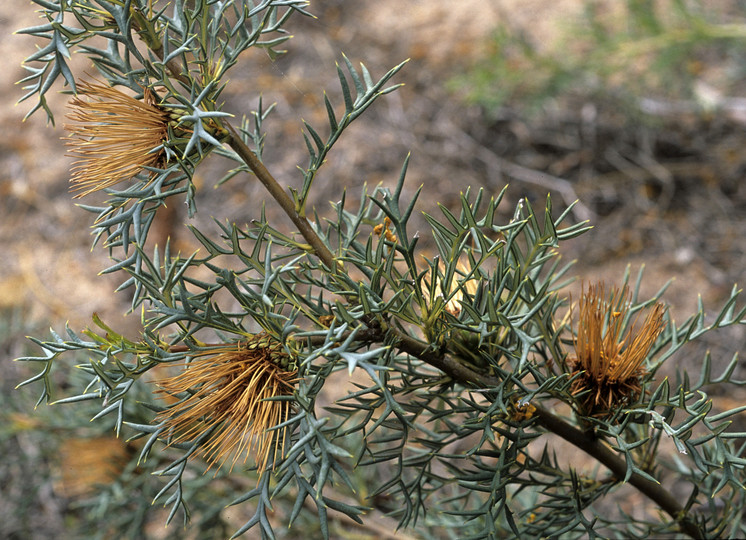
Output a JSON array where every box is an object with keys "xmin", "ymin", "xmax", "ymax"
[
  {"xmin": 533, "ymin": 402, "xmax": 702, "ymax": 539},
  {"xmin": 131, "ymin": 10, "xmax": 338, "ymax": 271},
  {"xmin": 370, "ymin": 327, "xmax": 703, "ymax": 539},
  {"xmin": 224, "ymin": 124, "xmax": 338, "ymax": 272}
]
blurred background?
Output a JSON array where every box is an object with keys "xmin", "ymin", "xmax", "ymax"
[{"xmin": 2, "ymin": 0, "xmax": 746, "ymax": 538}]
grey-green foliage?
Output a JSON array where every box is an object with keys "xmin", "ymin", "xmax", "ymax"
[{"xmin": 14, "ymin": 1, "xmax": 746, "ymax": 539}]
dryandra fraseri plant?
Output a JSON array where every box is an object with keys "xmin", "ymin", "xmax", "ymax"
[
  {"xmin": 155, "ymin": 334, "xmax": 297, "ymax": 476},
  {"xmin": 14, "ymin": 2, "xmax": 746, "ymax": 540},
  {"xmin": 569, "ymin": 283, "xmax": 665, "ymax": 417},
  {"xmin": 65, "ymin": 79, "xmax": 171, "ymax": 197}
]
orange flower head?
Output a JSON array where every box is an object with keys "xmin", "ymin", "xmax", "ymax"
[
  {"xmin": 569, "ymin": 283, "xmax": 665, "ymax": 417},
  {"xmin": 155, "ymin": 334, "xmax": 297, "ymax": 477},
  {"xmin": 64, "ymin": 79, "xmax": 171, "ymax": 197}
]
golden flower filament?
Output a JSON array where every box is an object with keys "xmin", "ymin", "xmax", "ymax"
[
  {"xmin": 424, "ymin": 260, "xmax": 480, "ymax": 318},
  {"xmin": 64, "ymin": 79, "xmax": 171, "ymax": 197},
  {"xmin": 570, "ymin": 283, "xmax": 665, "ymax": 417},
  {"xmin": 443, "ymin": 269, "xmax": 479, "ymax": 317},
  {"xmin": 155, "ymin": 336, "xmax": 297, "ymax": 476}
]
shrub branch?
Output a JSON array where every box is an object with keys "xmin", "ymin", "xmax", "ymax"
[
  {"xmin": 317, "ymin": 326, "xmax": 704, "ymax": 538},
  {"xmin": 160, "ymin": 32, "xmax": 703, "ymax": 533},
  {"xmin": 76, "ymin": 10, "xmax": 707, "ymax": 537},
  {"xmin": 224, "ymin": 124, "xmax": 338, "ymax": 272}
]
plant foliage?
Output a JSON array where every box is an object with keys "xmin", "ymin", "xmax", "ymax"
[{"xmin": 14, "ymin": 1, "xmax": 746, "ymax": 539}]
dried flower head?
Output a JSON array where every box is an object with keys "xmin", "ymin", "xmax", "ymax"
[
  {"xmin": 155, "ymin": 334, "xmax": 297, "ymax": 476},
  {"xmin": 64, "ymin": 79, "xmax": 171, "ymax": 197},
  {"xmin": 569, "ymin": 283, "xmax": 665, "ymax": 417}
]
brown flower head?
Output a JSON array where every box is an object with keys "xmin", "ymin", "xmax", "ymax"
[
  {"xmin": 569, "ymin": 283, "xmax": 665, "ymax": 417},
  {"xmin": 64, "ymin": 79, "xmax": 171, "ymax": 197},
  {"xmin": 155, "ymin": 334, "xmax": 297, "ymax": 476}
]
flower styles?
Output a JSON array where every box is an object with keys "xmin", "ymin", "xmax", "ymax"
[
  {"xmin": 569, "ymin": 283, "xmax": 665, "ymax": 417},
  {"xmin": 64, "ymin": 79, "xmax": 171, "ymax": 197},
  {"xmin": 423, "ymin": 259, "xmax": 480, "ymax": 318},
  {"xmin": 155, "ymin": 334, "xmax": 297, "ymax": 476}
]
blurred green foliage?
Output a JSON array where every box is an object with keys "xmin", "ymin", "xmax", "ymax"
[{"xmin": 452, "ymin": 0, "xmax": 746, "ymax": 113}]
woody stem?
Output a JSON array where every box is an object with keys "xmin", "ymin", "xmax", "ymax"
[
  {"xmin": 223, "ymin": 124, "xmax": 338, "ymax": 272},
  {"xmin": 131, "ymin": 18, "xmax": 338, "ymax": 272},
  {"xmin": 369, "ymin": 327, "xmax": 704, "ymax": 539}
]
